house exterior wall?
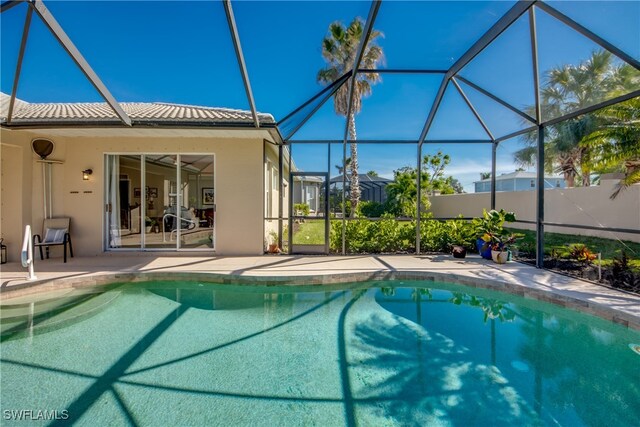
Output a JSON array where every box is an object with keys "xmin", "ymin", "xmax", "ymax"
[
  {"xmin": 475, "ymin": 177, "xmax": 566, "ymax": 193},
  {"xmin": 0, "ymin": 139, "xmax": 31, "ymax": 262},
  {"xmin": 264, "ymin": 142, "xmax": 289, "ymax": 248},
  {"xmin": 292, "ymin": 181, "xmax": 302, "ymax": 205},
  {"xmin": 0, "ymin": 128, "xmax": 268, "ymax": 259},
  {"xmin": 430, "ymin": 181, "xmax": 640, "ymax": 242}
]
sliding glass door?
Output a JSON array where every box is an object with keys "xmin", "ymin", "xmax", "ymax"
[
  {"xmin": 105, "ymin": 153, "xmax": 215, "ymax": 251},
  {"xmin": 106, "ymin": 155, "xmax": 141, "ymax": 249},
  {"xmin": 180, "ymin": 155, "xmax": 215, "ymax": 249}
]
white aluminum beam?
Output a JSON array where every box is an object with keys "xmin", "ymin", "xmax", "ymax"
[{"xmin": 30, "ymin": 0, "xmax": 131, "ymax": 126}]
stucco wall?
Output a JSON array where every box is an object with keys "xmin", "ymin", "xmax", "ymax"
[
  {"xmin": 264, "ymin": 142, "xmax": 290, "ymax": 248},
  {"xmin": 1, "ymin": 138, "xmax": 27, "ymax": 261},
  {"xmin": 430, "ymin": 182, "xmax": 640, "ymax": 243},
  {"xmin": 0, "ymin": 128, "xmax": 268, "ymax": 257}
]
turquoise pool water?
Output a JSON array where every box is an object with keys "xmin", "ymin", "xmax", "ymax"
[{"xmin": 1, "ymin": 281, "xmax": 639, "ymax": 426}]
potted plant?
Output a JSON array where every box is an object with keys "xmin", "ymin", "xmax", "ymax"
[
  {"xmin": 267, "ymin": 230, "xmax": 280, "ymax": 254},
  {"xmin": 145, "ymin": 217, "xmax": 156, "ymax": 233},
  {"xmin": 449, "ymin": 220, "xmax": 471, "ymax": 259},
  {"xmin": 472, "ymin": 209, "xmax": 517, "ymax": 260},
  {"xmin": 491, "ymin": 232, "xmax": 524, "ymax": 264}
]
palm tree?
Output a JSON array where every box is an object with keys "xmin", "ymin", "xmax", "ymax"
[
  {"xmin": 514, "ymin": 50, "xmax": 639, "ymax": 187},
  {"xmin": 318, "ymin": 18, "xmax": 384, "ymax": 216},
  {"xmin": 582, "ymin": 98, "xmax": 640, "ymax": 198},
  {"xmin": 334, "ymin": 157, "xmax": 351, "ymax": 175}
]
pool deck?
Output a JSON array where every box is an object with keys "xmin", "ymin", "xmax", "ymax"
[{"xmin": 1, "ymin": 254, "xmax": 639, "ymax": 330}]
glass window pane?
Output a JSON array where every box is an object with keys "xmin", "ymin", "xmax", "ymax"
[
  {"xmin": 147, "ymin": 155, "xmax": 177, "ymax": 249},
  {"xmin": 180, "ymin": 154, "xmax": 215, "ymax": 249},
  {"xmin": 106, "ymin": 155, "xmax": 141, "ymax": 249}
]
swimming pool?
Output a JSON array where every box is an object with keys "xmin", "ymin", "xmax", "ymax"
[{"xmin": 1, "ymin": 280, "xmax": 639, "ymax": 426}]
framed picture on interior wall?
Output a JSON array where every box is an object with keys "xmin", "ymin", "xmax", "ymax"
[
  {"xmin": 202, "ymin": 188, "xmax": 215, "ymax": 205},
  {"xmin": 148, "ymin": 187, "xmax": 158, "ymax": 198},
  {"xmin": 134, "ymin": 187, "xmax": 141, "ymax": 198}
]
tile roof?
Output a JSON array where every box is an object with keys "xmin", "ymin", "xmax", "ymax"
[
  {"xmin": 330, "ymin": 173, "xmax": 393, "ymax": 183},
  {"xmin": 0, "ymin": 92, "xmax": 274, "ymax": 126}
]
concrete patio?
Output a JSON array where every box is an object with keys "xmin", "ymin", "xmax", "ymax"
[{"xmin": 1, "ymin": 254, "xmax": 639, "ymax": 330}]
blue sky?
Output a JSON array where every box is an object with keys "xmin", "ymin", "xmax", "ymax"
[{"xmin": 1, "ymin": 1, "xmax": 639, "ymax": 191}]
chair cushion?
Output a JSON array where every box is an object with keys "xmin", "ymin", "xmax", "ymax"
[{"xmin": 43, "ymin": 228, "xmax": 67, "ymax": 244}]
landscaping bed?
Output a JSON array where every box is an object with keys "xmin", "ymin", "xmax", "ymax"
[{"xmin": 517, "ymin": 254, "xmax": 640, "ymax": 294}]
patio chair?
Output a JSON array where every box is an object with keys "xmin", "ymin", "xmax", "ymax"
[{"xmin": 33, "ymin": 217, "xmax": 74, "ymax": 263}]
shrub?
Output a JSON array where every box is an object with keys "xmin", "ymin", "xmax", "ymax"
[
  {"xmin": 374, "ymin": 215, "xmax": 412, "ymax": 252},
  {"xmin": 330, "ymin": 217, "xmax": 477, "ymax": 254},
  {"xmin": 330, "ymin": 216, "xmax": 413, "ymax": 253},
  {"xmin": 604, "ymin": 252, "xmax": 640, "ymax": 292},
  {"xmin": 553, "ymin": 243, "xmax": 597, "ymax": 263},
  {"xmin": 358, "ymin": 201, "xmax": 386, "ymax": 218},
  {"xmin": 293, "ymin": 203, "xmax": 310, "ymax": 216},
  {"xmin": 330, "ymin": 219, "xmax": 369, "ymax": 253},
  {"xmin": 420, "ymin": 217, "xmax": 464, "ymax": 253},
  {"xmin": 568, "ymin": 243, "xmax": 597, "ymax": 263}
]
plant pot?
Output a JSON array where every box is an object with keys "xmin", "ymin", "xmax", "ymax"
[
  {"xmin": 492, "ymin": 250, "xmax": 508, "ymax": 264},
  {"xmin": 145, "ymin": 226, "xmax": 152, "ymax": 233},
  {"xmin": 267, "ymin": 244, "xmax": 280, "ymax": 254},
  {"xmin": 477, "ymin": 238, "xmax": 492, "ymax": 260},
  {"xmin": 452, "ymin": 245, "xmax": 467, "ymax": 259}
]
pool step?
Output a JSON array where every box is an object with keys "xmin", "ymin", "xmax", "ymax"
[{"xmin": 0, "ymin": 291, "xmax": 120, "ymax": 340}]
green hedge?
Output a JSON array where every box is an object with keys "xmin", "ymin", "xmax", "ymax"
[{"xmin": 329, "ymin": 216, "xmax": 475, "ymax": 254}]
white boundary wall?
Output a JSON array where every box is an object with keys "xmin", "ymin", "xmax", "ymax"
[{"xmin": 429, "ymin": 180, "xmax": 640, "ymax": 243}]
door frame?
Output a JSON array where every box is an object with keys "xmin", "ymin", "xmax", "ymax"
[
  {"xmin": 289, "ymin": 171, "xmax": 329, "ymax": 254},
  {"xmin": 104, "ymin": 153, "xmax": 216, "ymax": 252}
]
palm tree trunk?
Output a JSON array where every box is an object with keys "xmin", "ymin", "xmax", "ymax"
[
  {"xmin": 565, "ymin": 172, "xmax": 575, "ymax": 188},
  {"xmin": 348, "ymin": 112, "xmax": 360, "ymax": 217}
]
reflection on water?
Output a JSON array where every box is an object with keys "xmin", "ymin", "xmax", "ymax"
[
  {"xmin": 0, "ymin": 281, "xmax": 638, "ymax": 426},
  {"xmin": 375, "ymin": 287, "xmax": 640, "ymax": 426}
]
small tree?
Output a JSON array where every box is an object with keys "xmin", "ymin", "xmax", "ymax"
[{"xmin": 385, "ymin": 151, "xmax": 458, "ymax": 216}]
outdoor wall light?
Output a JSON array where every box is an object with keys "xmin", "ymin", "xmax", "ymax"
[
  {"xmin": 0, "ymin": 238, "xmax": 7, "ymax": 264},
  {"xmin": 82, "ymin": 169, "xmax": 93, "ymax": 180}
]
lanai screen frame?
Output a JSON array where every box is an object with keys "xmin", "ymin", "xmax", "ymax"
[
  {"xmin": 275, "ymin": 0, "xmax": 640, "ymax": 267},
  {"xmin": 2, "ymin": 0, "xmax": 639, "ymax": 268}
]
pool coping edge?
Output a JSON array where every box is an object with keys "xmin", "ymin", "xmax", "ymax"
[{"xmin": 1, "ymin": 270, "xmax": 638, "ymax": 331}]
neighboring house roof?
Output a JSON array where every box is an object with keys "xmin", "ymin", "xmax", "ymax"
[
  {"xmin": 293, "ymin": 175, "xmax": 324, "ymax": 183},
  {"xmin": 474, "ymin": 171, "xmax": 563, "ymax": 184},
  {"xmin": 329, "ymin": 174, "xmax": 393, "ymax": 184},
  {"xmin": 0, "ymin": 92, "xmax": 275, "ymax": 127}
]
